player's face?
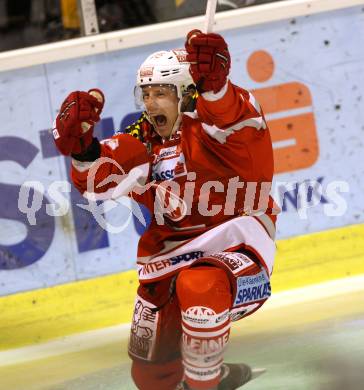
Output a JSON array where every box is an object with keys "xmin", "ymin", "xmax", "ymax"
[{"xmin": 142, "ymin": 85, "xmax": 179, "ymax": 139}]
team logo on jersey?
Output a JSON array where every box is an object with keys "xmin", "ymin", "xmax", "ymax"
[
  {"xmin": 155, "ymin": 184, "xmax": 188, "ymax": 222},
  {"xmin": 166, "ymin": 192, "xmax": 187, "ymax": 221}
]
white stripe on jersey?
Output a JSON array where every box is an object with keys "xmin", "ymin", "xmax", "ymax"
[
  {"xmin": 201, "ymin": 116, "xmax": 266, "ymax": 144},
  {"xmin": 137, "ymin": 215, "xmax": 275, "ymax": 282}
]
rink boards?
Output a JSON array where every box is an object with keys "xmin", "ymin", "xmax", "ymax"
[
  {"xmin": 1, "ymin": 1, "xmax": 364, "ymax": 350},
  {"xmin": 1, "ymin": 222, "xmax": 364, "ymax": 350}
]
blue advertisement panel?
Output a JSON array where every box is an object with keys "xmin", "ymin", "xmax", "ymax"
[{"xmin": 0, "ymin": 5, "xmax": 363, "ymax": 295}]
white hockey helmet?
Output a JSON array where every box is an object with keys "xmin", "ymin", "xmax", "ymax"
[{"xmin": 135, "ymin": 49, "xmax": 194, "ymax": 111}]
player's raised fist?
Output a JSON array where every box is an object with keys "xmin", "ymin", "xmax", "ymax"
[
  {"xmin": 53, "ymin": 89, "xmax": 104, "ymax": 156},
  {"xmin": 185, "ymin": 29, "xmax": 231, "ymax": 94}
]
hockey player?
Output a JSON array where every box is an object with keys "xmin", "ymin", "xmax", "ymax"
[{"xmin": 53, "ymin": 30, "xmax": 278, "ymax": 390}]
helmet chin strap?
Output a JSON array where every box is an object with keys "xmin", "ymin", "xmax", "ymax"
[
  {"xmin": 168, "ymin": 114, "xmax": 182, "ymax": 140},
  {"xmin": 143, "ymin": 111, "xmax": 154, "ymax": 128},
  {"xmin": 166, "ymin": 96, "xmax": 184, "ymax": 140}
]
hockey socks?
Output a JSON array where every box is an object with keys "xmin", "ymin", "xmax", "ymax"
[{"xmin": 176, "ymin": 266, "xmax": 232, "ymax": 390}]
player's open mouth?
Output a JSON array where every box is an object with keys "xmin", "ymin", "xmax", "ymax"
[{"xmin": 153, "ymin": 115, "xmax": 167, "ymax": 127}]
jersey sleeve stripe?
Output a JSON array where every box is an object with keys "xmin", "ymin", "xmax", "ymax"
[{"xmin": 201, "ymin": 116, "xmax": 266, "ymax": 144}]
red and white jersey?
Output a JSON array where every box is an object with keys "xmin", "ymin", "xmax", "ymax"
[{"xmin": 71, "ymin": 81, "xmax": 279, "ymax": 283}]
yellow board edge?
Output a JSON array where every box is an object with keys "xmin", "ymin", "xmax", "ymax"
[{"xmin": 1, "ymin": 222, "xmax": 364, "ymax": 351}]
